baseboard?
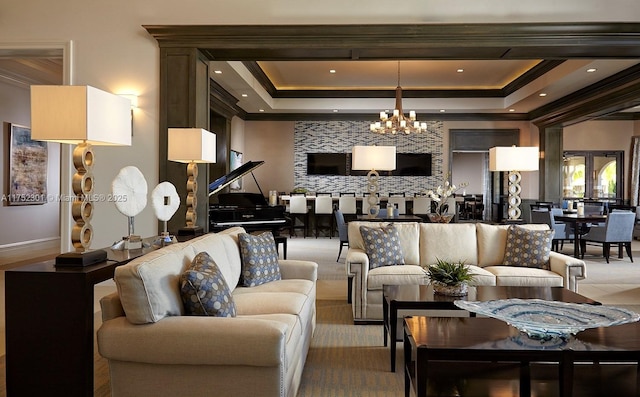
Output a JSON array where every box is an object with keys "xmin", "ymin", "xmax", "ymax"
[{"xmin": 353, "ymin": 319, "xmax": 383, "ymax": 325}]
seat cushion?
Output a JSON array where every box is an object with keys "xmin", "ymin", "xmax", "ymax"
[
  {"xmin": 367, "ymin": 264, "xmax": 427, "ymax": 290},
  {"xmin": 465, "ymin": 265, "xmax": 497, "ymax": 286},
  {"xmin": 484, "ymin": 265, "xmax": 564, "ymax": 287}
]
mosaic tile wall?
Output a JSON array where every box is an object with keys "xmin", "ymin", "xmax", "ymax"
[{"xmin": 293, "ymin": 120, "xmax": 445, "ymax": 196}]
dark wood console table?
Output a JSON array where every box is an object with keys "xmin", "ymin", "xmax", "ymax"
[{"xmin": 5, "ymin": 243, "xmax": 158, "ymax": 397}]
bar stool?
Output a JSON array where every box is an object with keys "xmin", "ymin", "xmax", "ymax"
[
  {"xmin": 412, "ymin": 195, "xmax": 432, "ymax": 220},
  {"xmin": 387, "ymin": 196, "xmax": 406, "ymax": 215},
  {"xmin": 314, "ymin": 194, "xmax": 334, "ymax": 238},
  {"xmin": 288, "ymin": 195, "xmax": 309, "ymax": 237},
  {"xmin": 338, "ymin": 195, "xmax": 357, "ymax": 222}
]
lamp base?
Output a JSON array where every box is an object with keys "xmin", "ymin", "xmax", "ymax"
[
  {"xmin": 177, "ymin": 226, "xmax": 204, "ymax": 237},
  {"xmin": 54, "ymin": 249, "xmax": 108, "ymax": 267}
]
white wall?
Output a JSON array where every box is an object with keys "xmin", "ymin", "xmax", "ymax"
[
  {"xmin": 0, "ymin": 81, "xmax": 60, "ymax": 247},
  {"xmin": 0, "ymin": 0, "xmax": 637, "ymax": 248}
]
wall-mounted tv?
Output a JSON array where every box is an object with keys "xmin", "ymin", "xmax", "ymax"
[
  {"xmin": 307, "ymin": 153, "xmax": 347, "ymax": 175},
  {"xmin": 307, "ymin": 152, "xmax": 432, "ymax": 177}
]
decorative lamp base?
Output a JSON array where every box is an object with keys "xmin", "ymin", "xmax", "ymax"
[
  {"xmin": 178, "ymin": 226, "xmax": 204, "ymax": 237},
  {"xmin": 54, "ymin": 249, "xmax": 108, "ymax": 267}
]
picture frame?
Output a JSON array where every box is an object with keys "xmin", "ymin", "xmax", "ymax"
[
  {"xmin": 230, "ymin": 150, "xmax": 243, "ymax": 190},
  {"xmin": 5, "ymin": 122, "xmax": 48, "ymax": 205}
]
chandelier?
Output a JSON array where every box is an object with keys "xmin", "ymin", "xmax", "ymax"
[{"xmin": 370, "ymin": 61, "xmax": 428, "ymax": 135}]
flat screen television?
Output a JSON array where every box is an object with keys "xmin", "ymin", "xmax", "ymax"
[
  {"xmin": 307, "ymin": 153, "xmax": 347, "ymax": 175},
  {"xmin": 393, "ymin": 153, "xmax": 432, "ymax": 176}
]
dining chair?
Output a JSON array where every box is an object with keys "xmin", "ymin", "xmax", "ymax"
[
  {"xmin": 288, "ymin": 195, "xmax": 309, "ymax": 238},
  {"xmin": 338, "ymin": 195, "xmax": 357, "ymax": 222},
  {"xmin": 411, "ymin": 196, "xmax": 432, "ymax": 220},
  {"xmin": 313, "ymin": 195, "xmax": 335, "ymax": 238},
  {"xmin": 531, "ymin": 209, "xmax": 574, "ymax": 251},
  {"xmin": 334, "ymin": 209, "xmax": 349, "ymax": 262},
  {"xmin": 580, "ymin": 210, "xmax": 635, "ymax": 263},
  {"xmin": 387, "ymin": 196, "xmax": 406, "ymax": 215}
]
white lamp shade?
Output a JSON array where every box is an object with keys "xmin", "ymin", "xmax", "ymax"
[
  {"xmin": 489, "ymin": 146, "xmax": 539, "ymax": 171},
  {"xmin": 167, "ymin": 128, "xmax": 217, "ymax": 163},
  {"xmin": 352, "ymin": 145, "xmax": 396, "ymax": 171},
  {"xmin": 31, "ymin": 85, "xmax": 132, "ymax": 146}
]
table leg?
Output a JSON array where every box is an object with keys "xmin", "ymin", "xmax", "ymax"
[
  {"xmin": 390, "ymin": 302, "xmax": 398, "ymax": 372},
  {"xmin": 520, "ymin": 361, "xmax": 531, "ymax": 397},
  {"xmin": 403, "ymin": 326, "xmax": 411, "ymax": 397},
  {"xmin": 560, "ymin": 350, "xmax": 574, "ymax": 397}
]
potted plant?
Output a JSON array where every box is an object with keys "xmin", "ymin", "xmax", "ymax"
[{"xmin": 424, "ymin": 258, "xmax": 474, "ymax": 296}]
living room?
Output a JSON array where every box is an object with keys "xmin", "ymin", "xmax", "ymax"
[{"xmin": 2, "ymin": 1, "xmax": 640, "ymax": 396}]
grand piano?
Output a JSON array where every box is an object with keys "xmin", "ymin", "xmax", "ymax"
[{"xmin": 208, "ymin": 160, "xmax": 288, "ymax": 234}]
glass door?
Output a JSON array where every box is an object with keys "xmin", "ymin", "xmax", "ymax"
[{"xmin": 563, "ymin": 151, "xmax": 623, "ymax": 201}]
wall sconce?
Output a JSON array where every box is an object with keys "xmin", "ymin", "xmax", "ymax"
[
  {"xmin": 351, "ymin": 145, "xmax": 396, "ymax": 217},
  {"xmin": 31, "ymin": 85, "xmax": 132, "ymax": 266},
  {"xmin": 489, "ymin": 146, "xmax": 539, "ymax": 221},
  {"xmin": 168, "ymin": 128, "xmax": 216, "ymax": 236}
]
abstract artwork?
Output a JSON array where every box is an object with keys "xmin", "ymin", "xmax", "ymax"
[{"xmin": 6, "ymin": 123, "xmax": 48, "ymax": 205}]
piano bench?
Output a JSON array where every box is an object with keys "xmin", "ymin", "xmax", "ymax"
[{"xmin": 274, "ymin": 235, "xmax": 288, "ymax": 260}]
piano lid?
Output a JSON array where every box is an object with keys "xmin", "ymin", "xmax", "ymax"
[{"xmin": 208, "ymin": 160, "xmax": 264, "ymax": 197}]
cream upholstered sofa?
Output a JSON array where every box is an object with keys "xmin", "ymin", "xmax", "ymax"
[
  {"xmin": 346, "ymin": 222, "xmax": 586, "ymax": 323},
  {"xmin": 98, "ymin": 227, "xmax": 317, "ymax": 397}
]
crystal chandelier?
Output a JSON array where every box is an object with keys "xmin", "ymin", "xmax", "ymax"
[{"xmin": 370, "ymin": 61, "xmax": 428, "ymax": 135}]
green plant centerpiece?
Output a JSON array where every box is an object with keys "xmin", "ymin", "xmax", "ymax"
[{"xmin": 425, "ymin": 258, "xmax": 474, "ymax": 296}]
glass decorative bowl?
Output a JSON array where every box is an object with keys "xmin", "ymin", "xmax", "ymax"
[{"xmin": 454, "ymin": 298, "xmax": 640, "ymax": 340}]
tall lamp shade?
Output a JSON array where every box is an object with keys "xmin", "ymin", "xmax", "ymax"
[
  {"xmin": 168, "ymin": 128, "xmax": 216, "ymax": 235},
  {"xmin": 352, "ymin": 145, "xmax": 396, "ymax": 217},
  {"xmin": 30, "ymin": 85, "xmax": 132, "ymax": 266},
  {"xmin": 489, "ymin": 146, "xmax": 539, "ymax": 220}
]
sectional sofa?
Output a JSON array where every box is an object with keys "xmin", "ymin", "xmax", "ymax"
[
  {"xmin": 97, "ymin": 227, "xmax": 317, "ymax": 397},
  {"xmin": 346, "ymin": 221, "xmax": 587, "ymax": 323}
]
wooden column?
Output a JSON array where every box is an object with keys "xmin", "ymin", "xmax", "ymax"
[{"xmin": 539, "ymin": 125, "xmax": 564, "ymax": 204}]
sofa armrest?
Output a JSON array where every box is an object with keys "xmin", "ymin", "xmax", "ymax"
[
  {"xmin": 548, "ymin": 251, "xmax": 586, "ymax": 292},
  {"xmin": 278, "ymin": 259, "xmax": 318, "ymax": 282},
  {"xmin": 346, "ymin": 248, "xmax": 370, "ymax": 319},
  {"xmin": 100, "ymin": 292, "xmax": 125, "ymax": 322},
  {"xmin": 98, "ymin": 315, "xmax": 288, "ymax": 367}
]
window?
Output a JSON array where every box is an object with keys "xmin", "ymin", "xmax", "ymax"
[{"xmin": 563, "ymin": 151, "xmax": 623, "ymax": 200}]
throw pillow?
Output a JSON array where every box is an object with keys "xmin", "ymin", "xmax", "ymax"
[
  {"xmin": 238, "ymin": 232, "xmax": 282, "ymax": 287},
  {"xmin": 359, "ymin": 224, "xmax": 405, "ymax": 269},
  {"xmin": 180, "ymin": 251, "xmax": 237, "ymax": 317},
  {"xmin": 502, "ymin": 225, "xmax": 554, "ymax": 270}
]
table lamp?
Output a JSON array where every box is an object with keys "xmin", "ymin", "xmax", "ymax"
[
  {"xmin": 489, "ymin": 145, "xmax": 539, "ymax": 221},
  {"xmin": 168, "ymin": 128, "xmax": 216, "ymax": 236},
  {"xmin": 30, "ymin": 85, "xmax": 132, "ymax": 266},
  {"xmin": 352, "ymin": 145, "xmax": 396, "ymax": 217}
]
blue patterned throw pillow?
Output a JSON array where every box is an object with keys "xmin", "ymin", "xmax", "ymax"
[
  {"xmin": 503, "ymin": 225, "xmax": 554, "ymax": 270},
  {"xmin": 238, "ymin": 232, "xmax": 282, "ymax": 287},
  {"xmin": 359, "ymin": 224, "xmax": 405, "ymax": 269},
  {"xmin": 180, "ymin": 251, "xmax": 237, "ymax": 317}
]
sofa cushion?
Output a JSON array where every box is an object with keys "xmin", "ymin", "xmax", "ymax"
[
  {"xmin": 348, "ymin": 221, "xmax": 420, "ymax": 265},
  {"xmin": 180, "ymin": 252, "xmax": 237, "ymax": 317},
  {"xmin": 238, "ymin": 232, "xmax": 282, "ymax": 287},
  {"xmin": 419, "ymin": 223, "xmax": 478, "ymax": 266},
  {"xmin": 359, "ymin": 224, "xmax": 405, "ymax": 269},
  {"xmin": 503, "ymin": 225, "xmax": 554, "ymax": 270},
  {"xmin": 366, "ymin": 264, "xmax": 427, "ymax": 290},
  {"xmin": 484, "ymin": 265, "xmax": 564, "ymax": 287},
  {"xmin": 465, "ymin": 265, "xmax": 498, "ymax": 286}
]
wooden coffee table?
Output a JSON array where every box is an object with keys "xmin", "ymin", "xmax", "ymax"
[
  {"xmin": 383, "ymin": 285, "xmax": 600, "ymax": 372},
  {"xmin": 403, "ymin": 316, "xmax": 640, "ymax": 397}
]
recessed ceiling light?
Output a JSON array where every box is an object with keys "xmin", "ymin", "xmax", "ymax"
[
  {"xmin": 586, "ymin": 68, "xmax": 597, "ymax": 73},
  {"xmin": 457, "ymin": 69, "xmax": 464, "ymax": 73},
  {"xmin": 440, "ymin": 109, "xmax": 446, "ymax": 113},
  {"xmin": 214, "ymin": 70, "xmax": 222, "ymax": 74},
  {"xmin": 509, "ymin": 108, "xmax": 515, "ymax": 112},
  {"xmin": 329, "ymin": 69, "xmax": 336, "ymax": 74},
  {"xmin": 241, "ymin": 94, "xmax": 248, "ymax": 97},
  {"xmin": 539, "ymin": 93, "xmax": 547, "ymax": 97},
  {"xmin": 333, "ymin": 109, "xmax": 339, "ymax": 112},
  {"xmin": 259, "ymin": 109, "xmax": 265, "ymax": 112}
]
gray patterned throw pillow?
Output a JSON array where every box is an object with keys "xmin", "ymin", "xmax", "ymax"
[
  {"xmin": 180, "ymin": 251, "xmax": 237, "ymax": 317},
  {"xmin": 359, "ymin": 224, "xmax": 405, "ymax": 269},
  {"xmin": 503, "ymin": 225, "xmax": 554, "ymax": 270},
  {"xmin": 238, "ymin": 232, "xmax": 282, "ymax": 287}
]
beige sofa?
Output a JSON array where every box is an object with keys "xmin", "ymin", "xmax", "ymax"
[
  {"xmin": 98, "ymin": 227, "xmax": 317, "ymax": 397},
  {"xmin": 346, "ymin": 222, "xmax": 587, "ymax": 323}
]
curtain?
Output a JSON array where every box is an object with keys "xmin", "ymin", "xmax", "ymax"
[{"xmin": 630, "ymin": 136, "xmax": 640, "ymax": 206}]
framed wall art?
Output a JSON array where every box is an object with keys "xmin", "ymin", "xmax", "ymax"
[{"xmin": 5, "ymin": 122, "xmax": 48, "ymax": 205}]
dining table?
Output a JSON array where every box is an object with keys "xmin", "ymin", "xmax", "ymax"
[{"xmin": 554, "ymin": 213, "xmax": 607, "ymax": 258}]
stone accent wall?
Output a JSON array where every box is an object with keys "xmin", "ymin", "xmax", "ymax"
[{"xmin": 293, "ymin": 120, "xmax": 444, "ymax": 195}]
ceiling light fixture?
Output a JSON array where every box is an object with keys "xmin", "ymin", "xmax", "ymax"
[
  {"xmin": 370, "ymin": 61, "xmax": 427, "ymax": 135},
  {"xmin": 586, "ymin": 68, "xmax": 597, "ymax": 73}
]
